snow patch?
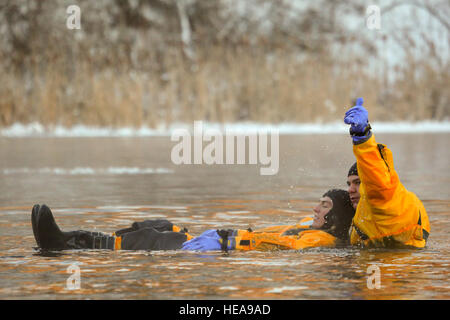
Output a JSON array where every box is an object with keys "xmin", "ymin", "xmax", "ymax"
[{"xmin": 2, "ymin": 121, "xmax": 450, "ymax": 137}]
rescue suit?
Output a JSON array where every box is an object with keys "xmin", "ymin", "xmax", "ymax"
[
  {"xmin": 123, "ymin": 217, "xmax": 337, "ymax": 251},
  {"xmin": 215, "ymin": 189, "xmax": 355, "ymax": 251},
  {"xmin": 216, "ymin": 219, "xmax": 336, "ymax": 251},
  {"xmin": 349, "ymin": 134, "xmax": 431, "ymax": 248},
  {"xmin": 31, "ymin": 189, "xmax": 355, "ymax": 251}
]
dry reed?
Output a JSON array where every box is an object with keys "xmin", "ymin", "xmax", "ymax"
[{"xmin": 0, "ymin": 46, "xmax": 448, "ymax": 128}]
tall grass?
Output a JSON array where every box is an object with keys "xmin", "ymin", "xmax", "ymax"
[{"xmin": 0, "ymin": 46, "xmax": 448, "ymax": 128}]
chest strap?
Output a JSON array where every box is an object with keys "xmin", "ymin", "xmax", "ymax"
[
  {"xmin": 352, "ymin": 223, "xmax": 369, "ymax": 241},
  {"xmin": 418, "ymin": 211, "xmax": 429, "ymax": 241}
]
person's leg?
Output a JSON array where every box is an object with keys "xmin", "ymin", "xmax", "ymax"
[
  {"xmin": 121, "ymin": 227, "xmax": 187, "ymax": 250},
  {"xmin": 32, "ymin": 204, "xmax": 116, "ymax": 250},
  {"xmin": 114, "ymin": 219, "xmax": 188, "ymax": 236}
]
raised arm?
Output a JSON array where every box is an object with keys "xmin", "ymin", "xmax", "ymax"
[{"xmin": 344, "ymin": 98, "xmax": 400, "ymax": 202}]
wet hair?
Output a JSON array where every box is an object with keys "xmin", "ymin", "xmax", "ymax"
[
  {"xmin": 348, "ymin": 162, "xmax": 358, "ymax": 177},
  {"xmin": 320, "ymin": 189, "xmax": 355, "ymax": 240}
]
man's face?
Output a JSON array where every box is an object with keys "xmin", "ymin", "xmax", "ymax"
[
  {"xmin": 311, "ymin": 196, "xmax": 333, "ymax": 228},
  {"xmin": 347, "ymin": 175, "xmax": 360, "ymax": 209}
]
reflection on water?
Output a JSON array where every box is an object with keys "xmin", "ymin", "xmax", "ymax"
[{"xmin": 0, "ymin": 134, "xmax": 449, "ymax": 299}]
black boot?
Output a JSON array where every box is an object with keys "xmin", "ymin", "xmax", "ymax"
[
  {"xmin": 32, "ymin": 204, "xmax": 116, "ymax": 250},
  {"xmin": 31, "ymin": 204, "xmax": 41, "ymax": 248}
]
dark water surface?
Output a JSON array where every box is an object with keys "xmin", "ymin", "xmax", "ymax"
[{"xmin": 0, "ymin": 134, "xmax": 449, "ymax": 299}]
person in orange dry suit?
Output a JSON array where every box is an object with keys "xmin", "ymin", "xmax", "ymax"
[
  {"xmin": 181, "ymin": 189, "xmax": 355, "ymax": 251},
  {"xmin": 31, "ymin": 189, "xmax": 355, "ymax": 252},
  {"xmin": 344, "ymin": 97, "xmax": 430, "ymax": 248}
]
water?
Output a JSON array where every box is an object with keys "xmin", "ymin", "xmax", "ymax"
[{"xmin": 0, "ymin": 134, "xmax": 449, "ymax": 299}]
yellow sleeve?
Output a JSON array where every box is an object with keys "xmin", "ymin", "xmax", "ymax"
[
  {"xmin": 234, "ymin": 229, "xmax": 336, "ymax": 251},
  {"xmin": 353, "ymin": 134, "xmax": 400, "ymax": 204}
]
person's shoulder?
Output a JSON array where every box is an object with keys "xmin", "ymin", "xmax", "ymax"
[
  {"xmin": 299, "ymin": 229, "xmax": 336, "ymax": 242},
  {"xmin": 298, "ymin": 217, "xmax": 313, "ymax": 227}
]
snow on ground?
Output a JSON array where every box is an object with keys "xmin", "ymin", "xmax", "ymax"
[{"xmin": 1, "ymin": 121, "xmax": 450, "ymax": 137}]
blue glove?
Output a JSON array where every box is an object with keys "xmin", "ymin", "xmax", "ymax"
[
  {"xmin": 182, "ymin": 229, "xmax": 235, "ymax": 251},
  {"xmin": 181, "ymin": 229, "xmax": 222, "ymax": 251},
  {"xmin": 344, "ymin": 97, "xmax": 372, "ymax": 144}
]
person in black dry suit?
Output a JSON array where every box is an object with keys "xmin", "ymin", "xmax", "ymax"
[{"xmin": 31, "ymin": 188, "xmax": 355, "ymax": 252}]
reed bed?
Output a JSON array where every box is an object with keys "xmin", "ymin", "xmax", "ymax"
[{"xmin": 0, "ymin": 46, "xmax": 448, "ymax": 128}]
